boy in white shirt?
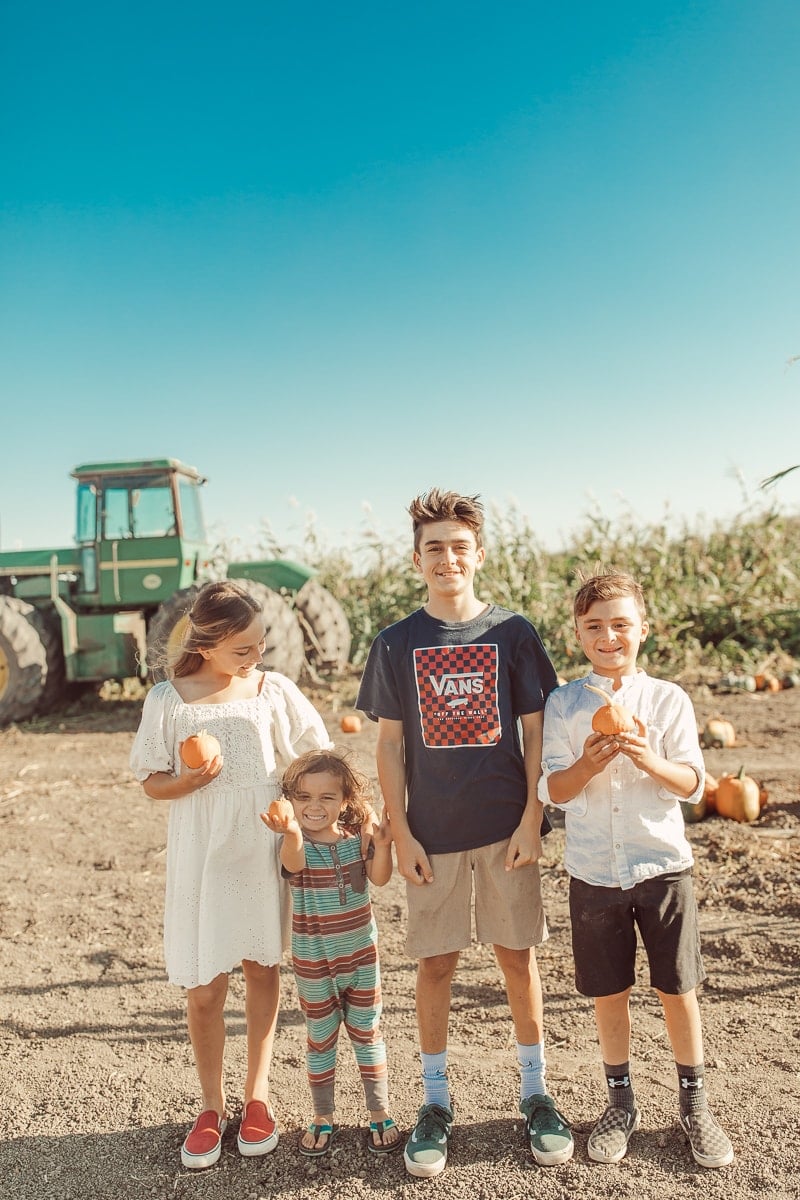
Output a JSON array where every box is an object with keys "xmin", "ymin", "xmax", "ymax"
[{"xmin": 539, "ymin": 572, "xmax": 733, "ymax": 1170}]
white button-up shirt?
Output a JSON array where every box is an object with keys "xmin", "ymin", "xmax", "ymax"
[{"xmin": 538, "ymin": 670, "xmax": 704, "ymax": 890}]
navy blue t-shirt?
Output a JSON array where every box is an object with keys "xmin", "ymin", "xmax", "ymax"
[{"xmin": 356, "ymin": 605, "xmax": 557, "ymax": 854}]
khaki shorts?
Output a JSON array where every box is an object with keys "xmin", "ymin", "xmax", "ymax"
[{"xmin": 405, "ymin": 838, "xmax": 548, "ymax": 959}]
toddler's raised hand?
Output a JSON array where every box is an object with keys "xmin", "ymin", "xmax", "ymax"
[{"xmin": 260, "ymin": 797, "xmax": 299, "ymax": 834}]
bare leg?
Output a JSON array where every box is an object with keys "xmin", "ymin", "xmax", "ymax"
[
  {"xmin": 186, "ymin": 972, "xmax": 229, "ymax": 1115},
  {"xmin": 415, "ymin": 951, "xmax": 459, "ymax": 1053},
  {"xmin": 657, "ymin": 988, "xmax": 703, "ymax": 1064},
  {"xmin": 594, "ymin": 988, "xmax": 633, "ymax": 1065},
  {"xmin": 493, "ymin": 945, "xmax": 543, "ymax": 1044},
  {"xmin": 241, "ymin": 959, "xmax": 280, "ymax": 1104}
]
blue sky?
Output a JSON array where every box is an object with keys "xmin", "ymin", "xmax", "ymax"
[{"xmin": 2, "ymin": 1, "xmax": 799, "ymax": 560}]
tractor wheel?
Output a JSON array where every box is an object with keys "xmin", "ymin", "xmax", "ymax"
[
  {"xmin": 0, "ymin": 596, "xmax": 49, "ymax": 725},
  {"xmin": 146, "ymin": 587, "xmax": 200, "ymax": 682},
  {"xmin": 294, "ymin": 579, "xmax": 352, "ymax": 674},
  {"xmin": 232, "ymin": 579, "xmax": 306, "ymax": 682},
  {"xmin": 31, "ymin": 604, "xmax": 68, "ymax": 713}
]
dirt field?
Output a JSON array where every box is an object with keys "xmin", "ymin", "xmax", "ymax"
[{"xmin": 0, "ymin": 678, "xmax": 797, "ymax": 1200}]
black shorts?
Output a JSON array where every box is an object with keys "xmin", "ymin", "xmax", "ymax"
[{"xmin": 569, "ymin": 869, "xmax": 706, "ymax": 998}]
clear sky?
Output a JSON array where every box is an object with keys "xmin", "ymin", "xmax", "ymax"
[{"xmin": 2, "ymin": 0, "xmax": 799, "ymax": 559}]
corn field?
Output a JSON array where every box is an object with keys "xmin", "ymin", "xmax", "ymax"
[{"xmin": 238, "ymin": 503, "xmax": 800, "ymax": 681}]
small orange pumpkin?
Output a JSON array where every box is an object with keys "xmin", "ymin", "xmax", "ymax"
[
  {"xmin": 584, "ymin": 683, "xmax": 637, "ymax": 735},
  {"xmin": 267, "ymin": 797, "xmax": 294, "ymax": 823},
  {"xmin": 340, "ymin": 714, "xmax": 362, "ymax": 734},
  {"xmin": 180, "ymin": 730, "xmax": 222, "ymax": 768},
  {"xmin": 755, "ymin": 673, "xmax": 781, "ymax": 693},
  {"xmin": 715, "ymin": 766, "xmax": 761, "ymax": 823},
  {"xmin": 700, "ymin": 716, "xmax": 736, "ymax": 749},
  {"xmin": 758, "ymin": 781, "xmax": 769, "ymax": 810}
]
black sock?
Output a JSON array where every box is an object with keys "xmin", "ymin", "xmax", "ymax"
[
  {"xmin": 676, "ymin": 1062, "xmax": 707, "ymax": 1116},
  {"xmin": 604, "ymin": 1061, "xmax": 636, "ymax": 1113}
]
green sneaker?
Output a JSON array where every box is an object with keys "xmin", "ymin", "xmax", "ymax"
[
  {"xmin": 520, "ymin": 1094, "xmax": 574, "ymax": 1166},
  {"xmin": 404, "ymin": 1103, "xmax": 454, "ymax": 1178}
]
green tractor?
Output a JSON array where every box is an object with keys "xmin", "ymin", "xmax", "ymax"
[{"xmin": 0, "ymin": 458, "xmax": 351, "ymax": 725}]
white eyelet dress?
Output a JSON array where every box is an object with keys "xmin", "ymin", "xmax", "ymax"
[{"xmin": 130, "ymin": 673, "xmax": 332, "ymax": 989}]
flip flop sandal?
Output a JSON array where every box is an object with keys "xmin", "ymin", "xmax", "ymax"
[
  {"xmin": 367, "ymin": 1118, "xmax": 402, "ymax": 1155},
  {"xmin": 299, "ymin": 1122, "xmax": 338, "ymax": 1157}
]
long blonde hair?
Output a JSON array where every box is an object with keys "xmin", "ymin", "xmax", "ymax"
[{"xmin": 169, "ymin": 581, "xmax": 263, "ymax": 678}]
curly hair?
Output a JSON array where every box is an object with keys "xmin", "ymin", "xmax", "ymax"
[
  {"xmin": 281, "ymin": 748, "xmax": 375, "ymax": 829},
  {"xmin": 407, "ymin": 488, "xmax": 484, "ymax": 550}
]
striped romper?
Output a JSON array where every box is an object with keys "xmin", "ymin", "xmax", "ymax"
[{"xmin": 285, "ymin": 829, "xmax": 388, "ymax": 1114}]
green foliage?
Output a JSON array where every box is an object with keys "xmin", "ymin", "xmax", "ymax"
[{"xmin": 216, "ymin": 505, "xmax": 800, "ymax": 678}]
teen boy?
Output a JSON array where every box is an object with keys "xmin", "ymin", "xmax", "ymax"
[
  {"xmin": 538, "ymin": 572, "xmax": 734, "ymax": 1169},
  {"xmin": 356, "ymin": 489, "xmax": 572, "ymax": 1177}
]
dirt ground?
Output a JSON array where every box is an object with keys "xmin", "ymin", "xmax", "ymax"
[{"xmin": 0, "ymin": 677, "xmax": 798, "ymax": 1200}]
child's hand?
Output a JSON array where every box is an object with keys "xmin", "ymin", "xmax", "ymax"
[
  {"xmin": 371, "ymin": 807, "xmax": 392, "ymax": 847},
  {"xmin": 260, "ymin": 797, "xmax": 300, "ymax": 835},
  {"xmin": 360, "ymin": 804, "xmax": 380, "ymax": 858},
  {"xmin": 614, "ymin": 722, "xmax": 654, "ymax": 769},
  {"xmin": 178, "ymin": 752, "xmax": 223, "ymax": 790},
  {"xmin": 582, "ymin": 730, "xmax": 621, "ymax": 773}
]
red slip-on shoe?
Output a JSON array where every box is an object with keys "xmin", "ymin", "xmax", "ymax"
[
  {"xmin": 181, "ymin": 1109, "xmax": 228, "ymax": 1169},
  {"xmin": 237, "ymin": 1100, "xmax": 279, "ymax": 1156}
]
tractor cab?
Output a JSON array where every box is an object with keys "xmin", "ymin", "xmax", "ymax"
[{"xmin": 72, "ymin": 459, "xmax": 210, "ymax": 608}]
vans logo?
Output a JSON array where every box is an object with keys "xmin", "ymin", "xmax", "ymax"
[{"xmin": 428, "ymin": 671, "xmax": 485, "ymax": 707}]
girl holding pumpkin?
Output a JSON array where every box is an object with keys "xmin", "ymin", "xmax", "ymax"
[
  {"xmin": 538, "ymin": 572, "xmax": 734, "ymax": 1171},
  {"xmin": 260, "ymin": 748, "xmax": 400, "ymax": 1157},
  {"xmin": 130, "ymin": 580, "xmax": 332, "ymax": 1170}
]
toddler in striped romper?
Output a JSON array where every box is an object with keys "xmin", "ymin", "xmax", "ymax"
[{"xmin": 262, "ymin": 748, "xmax": 400, "ymax": 1156}]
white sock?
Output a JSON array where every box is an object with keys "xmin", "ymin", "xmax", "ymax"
[
  {"xmin": 420, "ymin": 1050, "xmax": 451, "ymax": 1110},
  {"xmin": 517, "ymin": 1040, "xmax": 546, "ymax": 1100}
]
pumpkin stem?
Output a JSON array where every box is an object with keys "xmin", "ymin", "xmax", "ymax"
[{"xmin": 584, "ymin": 683, "xmax": 612, "ymax": 705}]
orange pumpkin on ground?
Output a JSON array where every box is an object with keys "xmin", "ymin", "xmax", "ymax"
[
  {"xmin": 267, "ymin": 797, "xmax": 295, "ymax": 823},
  {"xmin": 584, "ymin": 683, "xmax": 637, "ymax": 736},
  {"xmin": 340, "ymin": 714, "xmax": 362, "ymax": 734},
  {"xmin": 715, "ymin": 767, "xmax": 761, "ymax": 823},
  {"xmin": 180, "ymin": 730, "xmax": 222, "ymax": 768},
  {"xmin": 754, "ymin": 673, "xmax": 781, "ymax": 693},
  {"xmin": 758, "ymin": 781, "xmax": 769, "ymax": 810},
  {"xmin": 700, "ymin": 716, "xmax": 736, "ymax": 749}
]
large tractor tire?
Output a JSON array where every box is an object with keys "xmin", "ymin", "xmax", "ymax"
[
  {"xmin": 0, "ymin": 596, "xmax": 49, "ymax": 725},
  {"xmin": 234, "ymin": 578, "xmax": 305, "ymax": 682},
  {"xmin": 146, "ymin": 581, "xmax": 306, "ymax": 683},
  {"xmin": 294, "ymin": 578, "xmax": 352, "ymax": 674},
  {"xmin": 30, "ymin": 604, "xmax": 68, "ymax": 713}
]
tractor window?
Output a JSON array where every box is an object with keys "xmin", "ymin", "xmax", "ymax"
[
  {"xmin": 101, "ymin": 484, "xmax": 176, "ymax": 539},
  {"xmin": 104, "ymin": 488, "xmax": 132, "ymax": 539},
  {"xmin": 76, "ymin": 483, "xmax": 97, "ymax": 543},
  {"xmin": 130, "ymin": 486, "xmax": 176, "ymax": 537},
  {"xmin": 178, "ymin": 478, "xmax": 206, "ymax": 541}
]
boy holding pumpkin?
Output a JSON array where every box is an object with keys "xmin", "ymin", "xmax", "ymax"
[
  {"xmin": 539, "ymin": 571, "xmax": 734, "ymax": 1169},
  {"xmin": 357, "ymin": 488, "xmax": 573, "ymax": 1176}
]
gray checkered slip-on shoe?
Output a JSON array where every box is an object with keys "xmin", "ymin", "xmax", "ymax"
[
  {"xmin": 587, "ymin": 1105, "xmax": 641, "ymax": 1164},
  {"xmin": 680, "ymin": 1108, "xmax": 734, "ymax": 1168}
]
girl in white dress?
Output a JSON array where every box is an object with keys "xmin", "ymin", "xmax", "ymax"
[{"xmin": 130, "ymin": 580, "xmax": 331, "ymax": 1170}]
